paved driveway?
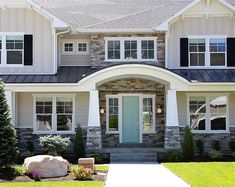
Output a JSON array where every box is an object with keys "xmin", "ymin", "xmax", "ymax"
[{"xmin": 105, "ymin": 163, "xmax": 190, "ymax": 187}]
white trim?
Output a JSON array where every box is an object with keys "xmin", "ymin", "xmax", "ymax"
[
  {"xmin": 26, "ymin": 0, "xmax": 68, "ymax": 29},
  {"xmin": 62, "ymin": 41, "xmax": 75, "ymax": 54},
  {"xmin": 61, "ymin": 39, "xmax": 90, "ymax": 55},
  {"xmin": 188, "ymin": 35, "xmax": 227, "ymax": 68},
  {"xmin": 187, "ymin": 93, "xmax": 230, "ymax": 133},
  {"xmin": 154, "ymin": 0, "xmax": 201, "ymax": 31},
  {"xmin": 0, "ymin": 33, "xmax": 25, "ymax": 67},
  {"xmin": 77, "ymin": 41, "xmax": 89, "ymax": 55},
  {"xmin": 104, "ymin": 37, "xmax": 157, "ymax": 62},
  {"xmin": 33, "ymin": 94, "xmax": 76, "ymax": 134},
  {"xmin": 106, "ymin": 93, "xmax": 156, "ymax": 144}
]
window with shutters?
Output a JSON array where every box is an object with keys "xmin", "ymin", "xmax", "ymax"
[
  {"xmin": 188, "ymin": 36, "xmax": 227, "ymax": 67},
  {"xmin": 0, "ymin": 33, "xmax": 25, "ymax": 66}
]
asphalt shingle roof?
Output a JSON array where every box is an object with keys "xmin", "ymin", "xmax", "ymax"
[{"xmin": 33, "ymin": 0, "xmax": 195, "ymax": 30}]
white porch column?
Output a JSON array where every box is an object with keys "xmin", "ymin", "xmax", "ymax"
[
  {"xmin": 88, "ymin": 90, "xmax": 100, "ymax": 127},
  {"xmin": 164, "ymin": 89, "xmax": 181, "ymax": 149},
  {"xmin": 166, "ymin": 89, "xmax": 179, "ymax": 127},
  {"xmin": 86, "ymin": 90, "xmax": 102, "ymax": 150},
  {"xmin": 5, "ymin": 90, "xmax": 15, "ymax": 126}
]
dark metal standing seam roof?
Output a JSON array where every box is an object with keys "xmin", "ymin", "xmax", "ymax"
[{"xmin": 1, "ymin": 66, "xmax": 235, "ymax": 84}]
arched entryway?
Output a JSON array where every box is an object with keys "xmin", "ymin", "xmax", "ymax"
[{"xmin": 97, "ymin": 78, "xmax": 165, "ymax": 147}]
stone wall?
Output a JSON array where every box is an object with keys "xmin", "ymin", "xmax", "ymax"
[
  {"xmin": 97, "ymin": 78, "xmax": 165, "ymax": 147},
  {"xmin": 16, "ymin": 127, "xmax": 88, "ymax": 156},
  {"xmin": 90, "ymin": 33, "xmax": 165, "ymax": 68},
  {"xmin": 180, "ymin": 127, "xmax": 235, "ymax": 154}
]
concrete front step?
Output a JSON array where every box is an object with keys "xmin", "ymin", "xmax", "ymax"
[{"xmin": 108, "ymin": 148, "xmax": 159, "ymax": 162}]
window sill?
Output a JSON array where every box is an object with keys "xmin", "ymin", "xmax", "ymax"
[
  {"xmin": 105, "ymin": 131, "xmax": 119, "ymax": 134},
  {"xmin": 142, "ymin": 131, "xmax": 156, "ymax": 134},
  {"xmin": 33, "ymin": 131, "xmax": 76, "ymax": 135},
  {"xmin": 192, "ymin": 130, "xmax": 230, "ymax": 134},
  {"xmin": 104, "ymin": 59, "xmax": 157, "ymax": 63}
]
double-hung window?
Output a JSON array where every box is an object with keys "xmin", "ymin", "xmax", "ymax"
[
  {"xmin": 105, "ymin": 37, "xmax": 156, "ymax": 61},
  {"xmin": 188, "ymin": 95, "xmax": 228, "ymax": 133},
  {"xmin": 106, "ymin": 97, "xmax": 119, "ymax": 132},
  {"xmin": 143, "ymin": 96, "xmax": 155, "ymax": 133},
  {"xmin": 188, "ymin": 36, "xmax": 226, "ymax": 67},
  {"xmin": 34, "ymin": 95, "xmax": 75, "ymax": 133},
  {"xmin": 107, "ymin": 40, "xmax": 120, "ymax": 59}
]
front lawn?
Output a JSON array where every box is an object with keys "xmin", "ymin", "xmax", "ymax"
[
  {"xmin": 163, "ymin": 162, "xmax": 235, "ymax": 187},
  {"xmin": 0, "ymin": 181, "xmax": 103, "ymax": 187}
]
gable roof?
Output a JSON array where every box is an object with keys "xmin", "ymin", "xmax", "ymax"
[
  {"xmin": 32, "ymin": 0, "xmax": 235, "ymax": 31},
  {"xmin": 32, "ymin": 0, "xmax": 194, "ymax": 31}
]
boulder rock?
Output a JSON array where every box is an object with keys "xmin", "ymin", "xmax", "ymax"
[{"xmin": 23, "ymin": 155, "xmax": 70, "ymax": 178}]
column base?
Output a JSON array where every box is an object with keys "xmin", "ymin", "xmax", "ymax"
[
  {"xmin": 86, "ymin": 127, "xmax": 102, "ymax": 151},
  {"xmin": 164, "ymin": 126, "xmax": 181, "ymax": 149}
]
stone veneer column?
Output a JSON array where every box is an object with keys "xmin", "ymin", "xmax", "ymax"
[
  {"xmin": 86, "ymin": 90, "xmax": 102, "ymax": 150},
  {"xmin": 164, "ymin": 89, "xmax": 181, "ymax": 149}
]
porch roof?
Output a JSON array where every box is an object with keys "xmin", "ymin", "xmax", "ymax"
[{"xmin": 1, "ymin": 65, "xmax": 235, "ymax": 83}]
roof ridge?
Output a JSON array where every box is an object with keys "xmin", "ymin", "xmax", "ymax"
[{"xmin": 82, "ymin": 1, "xmax": 176, "ymax": 29}]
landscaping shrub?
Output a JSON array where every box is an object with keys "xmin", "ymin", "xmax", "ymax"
[
  {"xmin": 38, "ymin": 135, "xmax": 71, "ymax": 156},
  {"xmin": 209, "ymin": 150, "xmax": 223, "ymax": 160},
  {"xmin": 182, "ymin": 126, "xmax": 194, "ymax": 161},
  {"xmin": 0, "ymin": 81, "xmax": 19, "ymax": 168},
  {"xmin": 232, "ymin": 152, "xmax": 235, "ymax": 158},
  {"xmin": 229, "ymin": 141, "xmax": 235, "ymax": 152},
  {"xmin": 73, "ymin": 125, "xmax": 85, "ymax": 159},
  {"xmin": 163, "ymin": 151, "xmax": 183, "ymax": 162},
  {"xmin": 90, "ymin": 153, "xmax": 110, "ymax": 164},
  {"xmin": 195, "ymin": 139, "xmax": 204, "ymax": 157},
  {"xmin": 72, "ymin": 166, "xmax": 92, "ymax": 180},
  {"xmin": 21, "ymin": 140, "xmax": 35, "ymax": 158},
  {"xmin": 212, "ymin": 140, "xmax": 221, "ymax": 151}
]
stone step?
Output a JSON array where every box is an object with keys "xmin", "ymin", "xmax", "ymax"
[{"xmin": 110, "ymin": 150, "xmax": 157, "ymax": 162}]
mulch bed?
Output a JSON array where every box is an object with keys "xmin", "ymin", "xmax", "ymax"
[{"xmin": 0, "ymin": 171, "xmax": 107, "ymax": 182}]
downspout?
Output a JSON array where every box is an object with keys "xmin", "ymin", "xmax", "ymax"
[{"xmin": 53, "ymin": 27, "xmax": 70, "ymax": 74}]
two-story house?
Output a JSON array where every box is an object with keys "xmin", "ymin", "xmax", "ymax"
[{"xmin": 1, "ymin": 0, "xmax": 235, "ymax": 161}]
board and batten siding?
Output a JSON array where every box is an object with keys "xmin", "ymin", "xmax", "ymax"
[
  {"xmin": 0, "ymin": 8, "xmax": 54, "ymax": 74},
  {"xmin": 16, "ymin": 92, "xmax": 89, "ymax": 128},
  {"xmin": 177, "ymin": 92, "xmax": 235, "ymax": 128},
  {"xmin": 168, "ymin": 17, "xmax": 235, "ymax": 69}
]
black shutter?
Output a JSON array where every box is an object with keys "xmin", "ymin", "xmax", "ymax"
[
  {"xmin": 227, "ymin": 38, "xmax": 235, "ymax": 67},
  {"xmin": 180, "ymin": 38, "xmax": 189, "ymax": 67},
  {"xmin": 24, "ymin": 35, "xmax": 33, "ymax": 66}
]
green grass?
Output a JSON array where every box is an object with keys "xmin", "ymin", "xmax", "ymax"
[
  {"xmin": 163, "ymin": 162, "xmax": 235, "ymax": 187},
  {"xmin": 0, "ymin": 181, "xmax": 103, "ymax": 187},
  {"xmin": 94, "ymin": 165, "xmax": 109, "ymax": 172}
]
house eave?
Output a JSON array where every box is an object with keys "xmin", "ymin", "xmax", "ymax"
[{"xmin": 77, "ymin": 28, "xmax": 158, "ymax": 34}]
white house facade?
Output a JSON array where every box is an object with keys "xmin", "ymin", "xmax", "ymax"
[{"xmin": 1, "ymin": 0, "xmax": 235, "ymax": 160}]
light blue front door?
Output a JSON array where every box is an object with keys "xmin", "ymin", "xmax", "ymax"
[{"xmin": 122, "ymin": 96, "xmax": 139, "ymax": 143}]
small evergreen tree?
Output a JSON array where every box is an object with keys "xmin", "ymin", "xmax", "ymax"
[
  {"xmin": 0, "ymin": 81, "xmax": 19, "ymax": 167},
  {"xmin": 73, "ymin": 125, "xmax": 85, "ymax": 159},
  {"xmin": 182, "ymin": 126, "xmax": 194, "ymax": 161}
]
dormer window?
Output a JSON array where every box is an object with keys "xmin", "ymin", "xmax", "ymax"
[{"xmin": 105, "ymin": 37, "xmax": 157, "ymax": 62}]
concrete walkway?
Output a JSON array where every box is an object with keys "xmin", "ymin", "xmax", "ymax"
[{"xmin": 105, "ymin": 163, "xmax": 190, "ymax": 187}]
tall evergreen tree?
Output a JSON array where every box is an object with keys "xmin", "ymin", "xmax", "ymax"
[
  {"xmin": 73, "ymin": 125, "xmax": 85, "ymax": 159},
  {"xmin": 182, "ymin": 126, "xmax": 194, "ymax": 161},
  {"xmin": 0, "ymin": 81, "xmax": 18, "ymax": 167}
]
